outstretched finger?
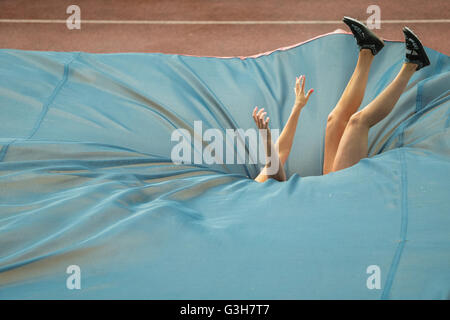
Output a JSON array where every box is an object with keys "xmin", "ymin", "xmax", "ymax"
[
  {"xmin": 256, "ymin": 108, "xmax": 265, "ymax": 118},
  {"xmin": 259, "ymin": 112, "xmax": 267, "ymax": 126},
  {"xmin": 301, "ymin": 75, "xmax": 306, "ymax": 93},
  {"xmin": 256, "ymin": 111, "xmax": 262, "ymax": 127},
  {"xmin": 261, "ymin": 112, "xmax": 267, "ymax": 128},
  {"xmin": 259, "ymin": 115, "xmax": 265, "ymax": 129},
  {"xmin": 265, "ymin": 117, "xmax": 270, "ymax": 129},
  {"xmin": 305, "ymin": 88, "xmax": 314, "ymax": 101},
  {"xmin": 252, "ymin": 107, "xmax": 258, "ymax": 124},
  {"xmin": 295, "ymin": 77, "xmax": 300, "ymax": 93}
]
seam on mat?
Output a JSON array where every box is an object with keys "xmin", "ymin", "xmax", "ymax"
[
  {"xmin": 381, "ymin": 148, "xmax": 409, "ymax": 299},
  {"xmin": 415, "ymin": 81, "xmax": 424, "ymax": 112},
  {"xmin": 0, "ymin": 53, "xmax": 80, "ymax": 162}
]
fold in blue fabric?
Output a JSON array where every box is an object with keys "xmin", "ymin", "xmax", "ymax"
[{"xmin": 0, "ymin": 33, "xmax": 449, "ymax": 299}]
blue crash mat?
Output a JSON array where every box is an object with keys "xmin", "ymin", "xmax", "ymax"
[{"xmin": 0, "ymin": 32, "xmax": 449, "ymax": 299}]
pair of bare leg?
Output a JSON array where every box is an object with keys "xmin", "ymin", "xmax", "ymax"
[
  {"xmin": 254, "ymin": 49, "xmax": 418, "ymax": 182},
  {"xmin": 323, "ymin": 49, "xmax": 418, "ymax": 173}
]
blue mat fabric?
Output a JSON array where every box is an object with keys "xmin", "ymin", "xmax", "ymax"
[{"xmin": 0, "ymin": 33, "xmax": 449, "ymax": 299}]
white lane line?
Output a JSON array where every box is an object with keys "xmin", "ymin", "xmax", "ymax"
[{"xmin": 0, "ymin": 19, "xmax": 449, "ymax": 24}]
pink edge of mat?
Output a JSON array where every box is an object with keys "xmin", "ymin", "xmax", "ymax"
[{"xmin": 173, "ymin": 29, "xmax": 404, "ymax": 60}]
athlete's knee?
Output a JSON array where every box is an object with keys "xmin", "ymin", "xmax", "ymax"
[
  {"xmin": 347, "ymin": 111, "xmax": 367, "ymax": 128},
  {"xmin": 326, "ymin": 112, "xmax": 335, "ymax": 125},
  {"xmin": 326, "ymin": 111, "xmax": 346, "ymax": 131},
  {"xmin": 326, "ymin": 112, "xmax": 339, "ymax": 128}
]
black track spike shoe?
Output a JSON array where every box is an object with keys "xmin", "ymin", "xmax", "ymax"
[
  {"xmin": 343, "ymin": 16, "xmax": 384, "ymax": 55},
  {"xmin": 403, "ymin": 27, "xmax": 430, "ymax": 70}
]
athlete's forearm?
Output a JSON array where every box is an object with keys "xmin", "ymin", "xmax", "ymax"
[
  {"xmin": 256, "ymin": 131, "xmax": 286, "ymax": 182},
  {"xmin": 275, "ymin": 105, "xmax": 302, "ymax": 165}
]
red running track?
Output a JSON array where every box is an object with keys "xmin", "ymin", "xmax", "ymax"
[{"xmin": 0, "ymin": 0, "xmax": 449, "ymax": 56}]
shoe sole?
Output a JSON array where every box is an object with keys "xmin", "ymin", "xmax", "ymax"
[
  {"xmin": 342, "ymin": 16, "xmax": 385, "ymax": 49},
  {"xmin": 403, "ymin": 27, "xmax": 430, "ymax": 67}
]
